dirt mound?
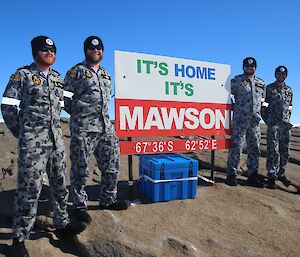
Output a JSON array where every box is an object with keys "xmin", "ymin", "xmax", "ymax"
[{"xmin": 0, "ymin": 122, "xmax": 299, "ymax": 257}]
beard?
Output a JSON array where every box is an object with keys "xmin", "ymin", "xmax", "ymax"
[
  {"xmin": 36, "ymin": 53, "xmax": 55, "ymax": 66},
  {"xmin": 244, "ymin": 69, "xmax": 255, "ymax": 76},
  {"xmin": 86, "ymin": 53, "xmax": 102, "ymax": 64}
]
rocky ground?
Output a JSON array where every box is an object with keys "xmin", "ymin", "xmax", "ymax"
[{"xmin": 0, "ymin": 121, "xmax": 299, "ymax": 257}]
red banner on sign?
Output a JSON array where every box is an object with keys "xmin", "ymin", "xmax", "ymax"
[
  {"xmin": 116, "ymin": 99, "xmax": 231, "ymax": 138},
  {"xmin": 119, "ymin": 138, "xmax": 230, "ymax": 155}
]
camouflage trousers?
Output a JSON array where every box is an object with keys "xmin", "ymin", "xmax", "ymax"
[
  {"xmin": 227, "ymin": 119, "xmax": 260, "ymax": 177},
  {"xmin": 70, "ymin": 130, "xmax": 120, "ymax": 209},
  {"xmin": 266, "ymin": 124, "xmax": 291, "ymax": 179},
  {"xmin": 13, "ymin": 140, "xmax": 69, "ymax": 241}
]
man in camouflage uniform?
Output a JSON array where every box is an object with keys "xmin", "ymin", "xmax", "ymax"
[
  {"xmin": 262, "ymin": 66, "xmax": 293, "ymax": 189},
  {"xmin": 1, "ymin": 36, "xmax": 86, "ymax": 257},
  {"xmin": 226, "ymin": 57, "xmax": 266, "ymax": 188},
  {"xmin": 64, "ymin": 36, "xmax": 128, "ymax": 225}
]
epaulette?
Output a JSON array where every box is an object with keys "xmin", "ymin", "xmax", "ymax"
[
  {"xmin": 99, "ymin": 66, "xmax": 111, "ymax": 80},
  {"xmin": 256, "ymin": 77, "xmax": 265, "ymax": 83},
  {"xmin": 17, "ymin": 65, "xmax": 30, "ymax": 71},
  {"xmin": 285, "ymin": 84, "xmax": 293, "ymax": 92},
  {"xmin": 71, "ymin": 63, "xmax": 82, "ymax": 69},
  {"xmin": 10, "ymin": 66, "xmax": 29, "ymax": 81},
  {"xmin": 231, "ymin": 75, "xmax": 239, "ymax": 83},
  {"xmin": 51, "ymin": 69, "xmax": 61, "ymax": 77},
  {"xmin": 269, "ymin": 82, "xmax": 276, "ymax": 87}
]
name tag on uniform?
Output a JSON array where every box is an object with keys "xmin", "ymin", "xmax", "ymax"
[
  {"xmin": 255, "ymin": 83, "xmax": 264, "ymax": 89},
  {"xmin": 53, "ymin": 81, "xmax": 63, "ymax": 88}
]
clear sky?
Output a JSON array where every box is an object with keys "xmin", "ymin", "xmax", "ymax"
[{"xmin": 0, "ymin": 0, "xmax": 299, "ymax": 124}]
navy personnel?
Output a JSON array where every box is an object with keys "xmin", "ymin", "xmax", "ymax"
[
  {"xmin": 1, "ymin": 36, "xmax": 86, "ymax": 257},
  {"xmin": 64, "ymin": 36, "xmax": 128, "ymax": 225},
  {"xmin": 226, "ymin": 57, "xmax": 266, "ymax": 188},
  {"xmin": 263, "ymin": 66, "xmax": 293, "ymax": 189}
]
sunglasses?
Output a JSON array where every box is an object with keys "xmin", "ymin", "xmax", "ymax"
[
  {"xmin": 40, "ymin": 47, "xmax": 55, "ymax": 53},
  {"xmin": 87, "ymin": 45, "xmax": 102, "ymax": 51}
]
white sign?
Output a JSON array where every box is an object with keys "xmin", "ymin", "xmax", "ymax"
[
  {"xmin": 114, "ymin": 50, "xmax": 231, "ymax": 138},
  {"xmin": 115, "ymin": 51, "xmax": 231, "ymax": 103}
]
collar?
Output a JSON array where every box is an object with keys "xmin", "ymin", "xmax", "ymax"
[
  {"xmin": 275, "ymin": 81, "xmax": 286, "ymax": 89},
  {"xmin": 82, "ymin": 59, "xmax": 102, "ymax": 73},
  {"xmin": 30, "ymin": 62, "xmax": 53, "ymax": 77}
]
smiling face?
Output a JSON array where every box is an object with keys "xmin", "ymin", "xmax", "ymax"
[
  {"xmin": 86, "ymin": 46, "xmax": 103, "ymax": 64},
  {"xmin": 275, "ymin": 72, "xmax": 287, "ymax": 83},
  {"xmin": 35, "ymin": 48, "xmax": 56, "ymax": 66},
  {"xmin": 243, "ymin": 65, "xmax": 256, "ymax": 76}
]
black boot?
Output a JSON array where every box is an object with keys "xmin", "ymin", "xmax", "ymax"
[
  {"xmin": 54, "ymin": 222, "xmax": 87, "ymax": 240},
  {"xmin": 247, "ymin": 174, "xmax": 265, "ymax": 188},
  {"xmin": 267, "ymin": 178, "xmax": 277, "ymax": 189},
  {"xmin": 11, "ymin": 239, "xmax": 29, "ymax": 257},
  {"xmin": 278, "ymin": 176, "xmax": 291, "ymax": 187},
  {"xmin": 99, "ymin": 200, "xmax": 129, "ymax": 210},
  {"xmin": 226, "ymin": 175, "xmax": 238, "ymax": 186},
  {"xmin": 74, "ymin": 209, "xmax": 92, "ymax": 225}
]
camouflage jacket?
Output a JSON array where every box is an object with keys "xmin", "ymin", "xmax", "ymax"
[
  {"xmin": 64, "ymin": 60, "xmax": 113, "ymax": 133},
  {"xmin": 1, "ymin": 63, "xmax": 64, "ymax": 147},
  {"xmin": 231, "ymin": 74, "xmax": 266, "ymax": 125},
  {"xmin": 264, "ymin": 81, "xmax": 293, "ymax": 125}
]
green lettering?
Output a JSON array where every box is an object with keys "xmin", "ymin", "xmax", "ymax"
[
  {"xmin": 137, "ymin": 59, "xmax": 142, "ymax": 73},
  {"xmin": 185, "ymin": 84, "xmax": 194, "ymax": 96},
  {"xmin": 159, "ymin": 62, "xmax": 168, "ymax": 76},
  {"xmin": 143, "ymin": 60, "xmax": 153, "ymax": 74},
  {"xmin": 170, "ymin": 82, "xmax": 180, "ymax": 95},
  {"xmin": 165, "ymin": 81, "xmax": 169, "ymax": 94}
]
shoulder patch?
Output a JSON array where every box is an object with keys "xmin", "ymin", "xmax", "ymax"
[
  {"xmin": 85, "ymin": 70, "xmax": 93, "ymax": 78},
  {"xmin": 242, "ymin": 80, "xmax": 249, "ymax": 87},
  {"xmin": 10, "ymin": 72, "xmax": 21, "ymax": 81},
  {"xmin": 32, "ymin": 74, "xmax": 41, "ymax": 85},
  {"xmin": 67, "ymin": 69, "xmax": 77, "ymax": 78}
]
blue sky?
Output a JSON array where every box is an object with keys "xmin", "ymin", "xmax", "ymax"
[{"xmin": 0, "ymin": 0, "xmax": 299, "ymax": 124}]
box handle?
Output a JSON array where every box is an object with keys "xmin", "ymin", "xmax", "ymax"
[
  {"xmin": 189, "ymin": 162, "xmax": 193, "ymax": 177},
  {"xmin": 160, "ymin": 163, "xmax": 165, "ymax": 180}
]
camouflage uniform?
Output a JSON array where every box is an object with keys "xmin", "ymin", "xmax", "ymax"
[
  {"xmin": 227, "ymin": 74, "xmax": 266, "ymax": 177},
  {"xmin": 1, "ymin": 63, "xmax": 69, "ymax": 241},
  {"xmin": 64, "ymin": 60, "xmax": 119, "ymax": 209},
  {"xmin": 265, "ymin": 82, "xmax": 293, "ymax": 179}
]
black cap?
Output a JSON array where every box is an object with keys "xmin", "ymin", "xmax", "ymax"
[
  {"xmin": 243, "ymin": 57, "xmax": 257, "ymax": 67},
  {"xmin": 31, "ymin": 36, "xmax": 56, "ymax": 59},
  {"xmin": 275, "ymin": 65, "xmax": 288, "ymax": 76},
  {"xmin": 84, "ymin": 36, "xmax": 104, "ymax": 54}
]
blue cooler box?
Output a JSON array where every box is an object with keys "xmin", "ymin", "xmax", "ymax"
[{"xmin": 139, "ymin": 153, "xmax": 198, "ymax": 202}]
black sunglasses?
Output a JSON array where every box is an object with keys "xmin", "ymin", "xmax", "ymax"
[
  {"xmin": 40, "ymin": 47, "xmax": 55, "ymax": 53},
  {"xmin": 87, "ymin": 45, "xmax": 102, "ymax": 51}
]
